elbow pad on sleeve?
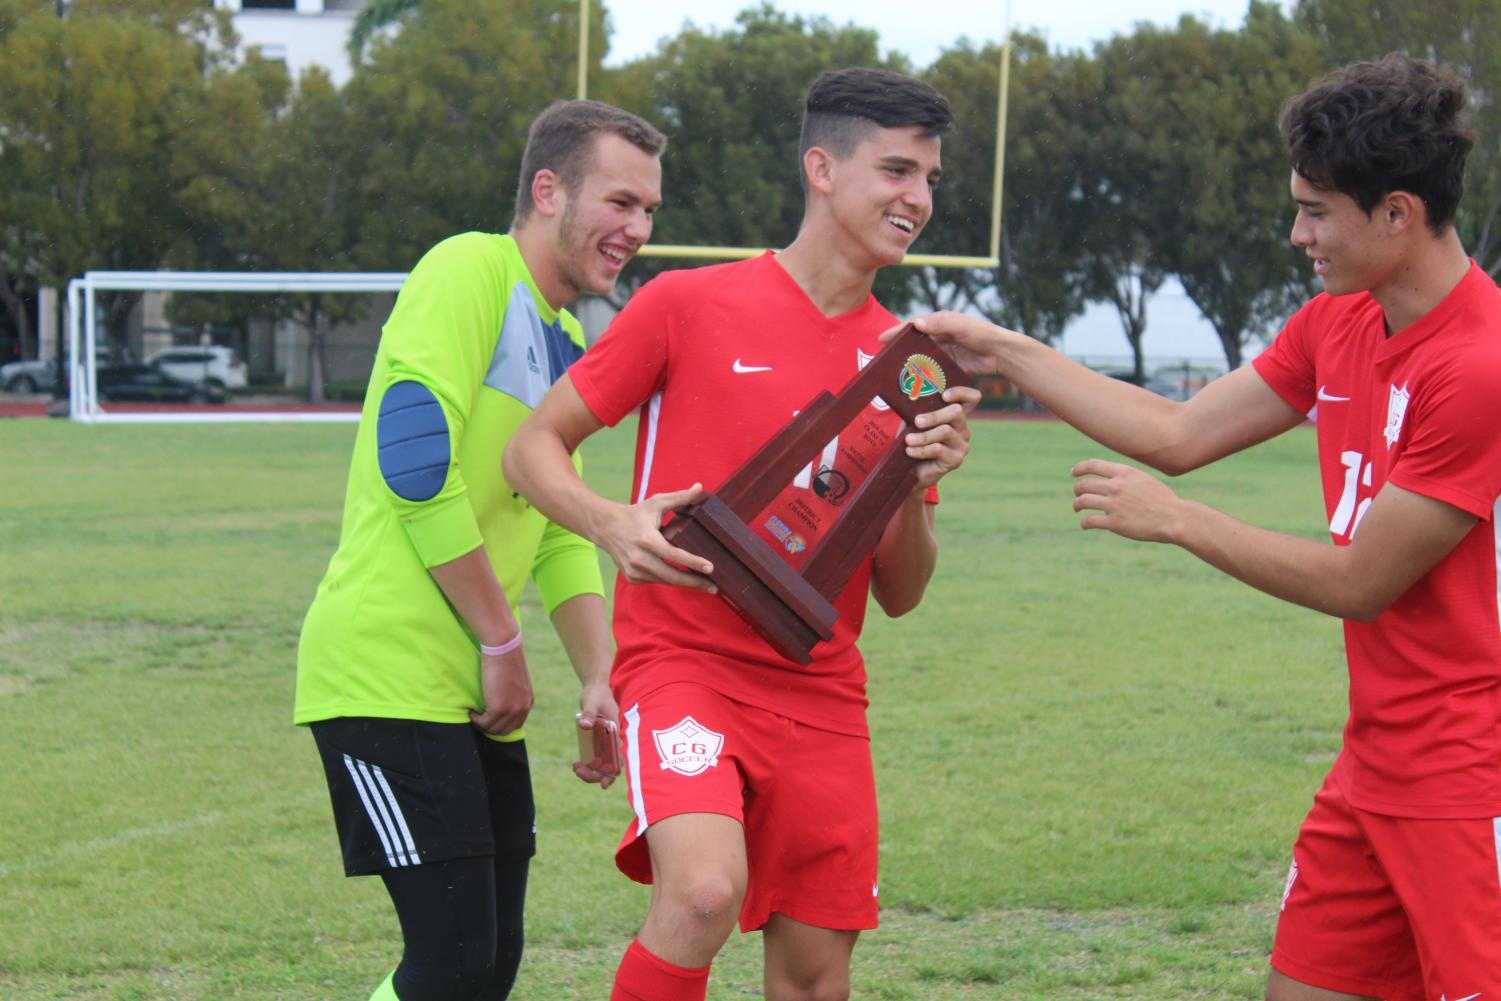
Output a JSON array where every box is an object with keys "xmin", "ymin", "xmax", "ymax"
[{"xmin": 377, "ymin": 381, "xmax": 450, "ymax": 501}]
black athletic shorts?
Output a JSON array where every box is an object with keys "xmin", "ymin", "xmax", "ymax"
[{"xmin": 310, "ymin": 717, "xmax": 536, "ymax": 876}]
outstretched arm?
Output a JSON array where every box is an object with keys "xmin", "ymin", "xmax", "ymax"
[
  {"xmin": 504, "ymin": 374, "xmax": 715, "ymax": 591},
  {"xmin": 901, "ymin": 313, "xmax": 1305, "ymax": 475},
  {"xmin": 1072, "ymin": 460, "xmax": 1476, "ymax": 620}
]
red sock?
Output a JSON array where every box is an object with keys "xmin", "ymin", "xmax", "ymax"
[{"xmin": 609, "ymin": 938, "xmax": 710, "ymax": 1001}]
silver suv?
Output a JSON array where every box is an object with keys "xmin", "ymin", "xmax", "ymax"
[
  {"xmin": 1, "ymin": 348, "xmax": 113, "ymax": 393},
  {"xmin": 1, "ymin": 358, "xmax": 58, "ymax": 393},
  {"xmin": 146, "ymin": 346, "xmax": 248, "ymax": 391}
]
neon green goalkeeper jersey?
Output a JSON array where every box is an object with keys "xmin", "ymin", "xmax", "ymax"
[{"xmin": 295, "ymin": 232, "xmax": 603, "ymax": 739}]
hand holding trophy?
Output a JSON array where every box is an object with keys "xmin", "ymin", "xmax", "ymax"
[{"xmin": 663, "ymin": 323, "xmax": 973, "ymax": 663}]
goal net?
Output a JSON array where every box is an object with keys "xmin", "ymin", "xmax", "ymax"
[{"xmin": 66, "ymin": 271, "xmax": 407, "ymax": 424}]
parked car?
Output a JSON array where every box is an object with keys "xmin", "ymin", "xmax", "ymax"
[
  {"xmin": 145, "ymin": 346, "xmax": 247, "ymax": 391},
  {"xmin": 97, "ymin": 365, "xmax": 226, "ymax": 404},
  {"xmin": 2, "ymin": 348, "xmax": 120, "ymax": 393},
  {"xmin": 1, "ymin": 358, "xmax": 57, "ymax": 393}
]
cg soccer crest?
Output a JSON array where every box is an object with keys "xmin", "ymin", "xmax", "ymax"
[{"xmin": 652, "ymin": 716, "xmax": 725, "ymax": 777}]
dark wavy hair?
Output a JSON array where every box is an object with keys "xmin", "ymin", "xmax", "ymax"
[
  {"xmin": 798, "ymin": 68, "xmax": 952, "ymax": 194},
  {"xmin": 1279, "ymin": 54, "xmax": 1474, "ymax": 232}
]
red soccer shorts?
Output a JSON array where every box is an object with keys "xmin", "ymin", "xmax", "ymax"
[
  {"xmin": 616, "ymin": 682, "xmax": 879, "ymax": 932},
  {"xmin": 1271, "ymin": 771, "xmax": 1501, "ymax": 1001}
]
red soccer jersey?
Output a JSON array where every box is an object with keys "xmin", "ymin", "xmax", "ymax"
[
  {"xmin": 1254, "ymin": 261, "xmax": 1501, "ymax": 817},
  {"xmin": 570, "ymin": 252, "xmax": 933, "ymax": 736}
]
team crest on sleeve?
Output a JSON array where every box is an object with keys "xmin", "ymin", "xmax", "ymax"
[
  {"xmin": 652, "ymin": 716, "xmax": 724, "ymax": 776},
  {"xmin": 1383, "ymin": 383, "xmax": 1410, "ymax": 448}
]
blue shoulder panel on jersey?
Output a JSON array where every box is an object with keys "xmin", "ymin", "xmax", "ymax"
[
  {"xmin": 541, "ymin": 318, "xmax": 584, "ymax": 384},
  {"xmin": 377, "ymin": 381, "xmax": 449, "ymax": 502}
]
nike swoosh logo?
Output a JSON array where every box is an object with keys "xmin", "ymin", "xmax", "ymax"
[
  {"xmin": 1449, "ymin": 993, "xmax": 1483, "ymax": 1001},
  {"xmin": 733, "ymin": 360, "xmax": 772, "ymax": 374},
  {"xmin": 1316, "ymin": 386, "xmax": 1350, "ymax": 402}
]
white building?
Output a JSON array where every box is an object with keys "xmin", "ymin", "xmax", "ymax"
[{"xmin": 213, "ymin": 0, "xmax": 368, "ymax": 88}]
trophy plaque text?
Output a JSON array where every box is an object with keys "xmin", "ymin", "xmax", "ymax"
[{"xmin": 662, "ymin": 323, "xmax": 973, "ymax": 664}]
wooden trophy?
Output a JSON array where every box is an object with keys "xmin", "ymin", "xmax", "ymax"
[{"xmin": 662, "ymin": 323, "xmax": 973, "ymax": 664}]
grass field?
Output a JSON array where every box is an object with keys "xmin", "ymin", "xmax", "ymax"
[{"xmin": 0, "ymin": 416, "xmax": 1345, "ymax": 1000}]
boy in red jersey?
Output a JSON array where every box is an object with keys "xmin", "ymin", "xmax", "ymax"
[
  {"xmin": 912, "ymin": 55, "xmax": 1501, "ymax": 1001},
  {"xmin": 504, "ymin": 68, "xmax": 979, "ymax": 1001}
]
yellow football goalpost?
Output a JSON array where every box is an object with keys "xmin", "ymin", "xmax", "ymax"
[{"xmin": 575, "ymin": 0, "xmax": 1009, "ymax": 270}]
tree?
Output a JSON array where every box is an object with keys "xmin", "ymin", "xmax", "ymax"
[
  {"xmin": 171, "ymin": 61, "xmax": 366, "ymax": 401},
  {"xmin": 1074, "ymin": 40, "xmax": 1168, "ymax": 380},
  {"xmin": 180, "ymin": 0, "xmax": 599, "ymax": 401},
  {"xmin": 347, "ymin": 0, "xmax": 420, "ymax": 64},
  {"xmin": 1295, "ymin": 0, "xmax": 1501, "ymax": 277},
  {"xmin": 342, "ymin": 0, "xmax": 610, "ymax": 272},
  {"xmin": 598, "ymin": 4, "xmax": 913, "ymax": 306},
  {"xmin": 918, "ymin": 36, "xmax": 1091, "ymax": 345},
  {"xmin": 251, "ymin": 72, "xmax": 365, "ymax": 401},
  {"xmin": 1109, "ymin": 5, "xmax": 1321, "ymax": 369},
  {"xmin": 0, "ymin": 0, "xmax": 236, "ymax": 360}
]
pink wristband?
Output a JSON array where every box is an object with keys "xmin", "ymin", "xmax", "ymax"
[{"xmin": 480, "ymin": 631, "xmax": 523, "ymax": 657}]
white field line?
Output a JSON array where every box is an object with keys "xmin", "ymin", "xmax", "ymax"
[{"xmin": 0, "ymin": 791, "xmax": 323, "ymax": 879}]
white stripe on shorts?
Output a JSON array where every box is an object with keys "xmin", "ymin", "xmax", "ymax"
[
  {"xmin": 354, "ymin": 758, "xmax": 410, "ymax": 866},
  {"xmin": 369, "ymin": 763, "xmax": 420, "ymax": 865},
  {"xmin": 343, "ymin": 753, "xmax": 403, "ymax": 867},
  {"xmin": 343, "ymin": 754, "xmax": 421, "ymax": 867},
  {"xmin": 625, "ymin": 703, "xmax": 648, "ymax": 835}
]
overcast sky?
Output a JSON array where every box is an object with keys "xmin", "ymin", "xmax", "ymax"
[
  {"xmin": 607, "ymin": 0, "xmax": 1278, "ymax": 68},
  {"xmin": 609, "ymin": 0, "xmax": 1290, "ymax": 362}
]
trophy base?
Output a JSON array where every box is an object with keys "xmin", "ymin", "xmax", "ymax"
[{"xmin": 664, "ymin": 493, "xmax": 837, "ymax": 665}]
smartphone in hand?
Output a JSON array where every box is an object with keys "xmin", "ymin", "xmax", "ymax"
[{"xmin": 576, "ymin": 714, "xmax": 621, "ymax": 777}]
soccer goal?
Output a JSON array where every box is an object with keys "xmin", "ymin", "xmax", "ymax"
[{"xmin": 66, "ymin": 270, "xmax": 406, "ymax": 425}]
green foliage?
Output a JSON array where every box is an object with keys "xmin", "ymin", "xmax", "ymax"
[
  {"xmin": 2, "ymin": 0, "xmax": 1499, "ymax": 370},
  {"xmin": 0, "ymin": 2, "xmax": 235, "ymax": 284},
  {"xmin": 0, "ymin": 418, "xmax": 1339, "ymax": 998},
  {"xmin": 343, "ymin": 0, "xmax": 606, "ymax": 271},
  {"xmin": 168, "ymin": 62, "xmax": 369, "ymax": 400},
  {"xmin": 596, "ymin": 3, "xmax": 916, "ymax": 307},
  {"xmin": 1096, "ymin": 5, "xmax": 1321, "ymax": 368},
  {"xmin": 168, "ymin": 53, "xmax": 294, "ymax": 272},
  {"xmin": 1071, "ymin": 44, "xmax": 1168, "ymax": 379},
  {"xmin": 0, "ymin": 11, "xmax": 188, "ymax": 273},
  {"xmin": 346, "ymin": 0, "xmax": 420, "ymax": 63},
  {"xmin": 921, "ymin": 37, "xmax": 1092, "ymax": 344},
  {"xmin": 0, "ymin": 0, "xmax": 238, "ymax": 353}
]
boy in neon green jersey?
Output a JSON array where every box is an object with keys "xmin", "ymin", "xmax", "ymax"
[{"xmin": 295, "ymin": 100, "xmax": 672, "ymax": 1001}]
